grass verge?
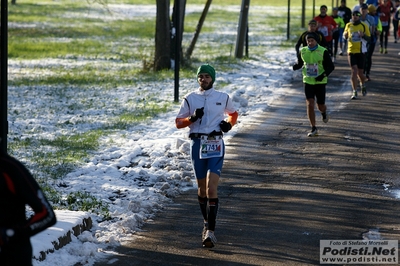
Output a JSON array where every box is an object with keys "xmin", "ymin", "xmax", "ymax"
[{"xmin": 8, "ymin": 0, "xmax": 318, "ymax": 219}]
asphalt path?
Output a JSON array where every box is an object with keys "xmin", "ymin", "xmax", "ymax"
[{"xmin": 93, "ymin": 40, "xmax": 400, "ymax": 266}]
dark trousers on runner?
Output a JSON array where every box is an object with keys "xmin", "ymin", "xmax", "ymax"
[
  {"xmin": 364, "ymin": 41, "xmax": 375, "ymax": 76},
  {"xmin": 332, "ymin": 31, "xmax": 339, "ymax": 57},
  {"xmin": 326, "ymin": 40, "xmax": 333, "ymax": 57},
  {"xmin": 380, "ymin": 25, "xmax": 390, "ymax": 49},
  {"xmin": 394, "ymin": 19, "xmax": 399, "ymax": 42}
]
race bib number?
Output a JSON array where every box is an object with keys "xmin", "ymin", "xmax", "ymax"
[
  {"xmin": 320, "ymin": 26, "xmax": 329, "ymax": 36},
  {"xmin": 351, "ymin": 32, "xmax": 361, "ymax": 42},
  {"xmin": 306, "ymin": 63, "xmax": 319, "ymax": 77},
  {"xmin": 381, "ymin": 21, "xmax": 388, "ymax": 26},
  {"xmin": 200, "ymin": 137, "xmax": 223, "ymax": 159}
]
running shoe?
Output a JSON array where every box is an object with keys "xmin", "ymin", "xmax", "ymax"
[
  {"xmin": 322, "ymin": 112, "xmax": 329, "ymax": 123},
  {"xmin": 307, "ymin": 126, "xmax": 318, "ymax": 137},
  {"xmin": 202, "ymin": 222, "xmax": 208, "ymax": 241},
  {"xmin": 339, "ymin": 49, "xmax": 343, "ymax": 55},
  {"xmin": 202, "ymin": 230, "xmax": 217, "ymax": 248},
  {"xmin": 361, "ymin": 84, "xmax": 367, "ymax": 96},
  {"xmin": 380, "ymin": 47, "xmax": 383, "ymax": 53},
  {"xmin": 384, "ymin": 49, "xmax": 388, "ymax": 54},
  {"xmin": 351, "ymin": 90, "xmax": 358, "ymax": 100}
]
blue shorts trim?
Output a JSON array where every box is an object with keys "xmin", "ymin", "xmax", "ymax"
[{"xmin": 190, "ymin": 138, "xmax": 225, "ymax": 179}]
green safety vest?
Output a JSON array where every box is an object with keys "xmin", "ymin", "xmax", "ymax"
[{"xmin": 300, "ymin": 45, "xmax": 327, "ymax": 85}]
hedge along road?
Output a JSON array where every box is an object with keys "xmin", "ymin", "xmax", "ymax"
[{"xmin": 93, "ymin": 42, "xmax": 400, "ymax": 266}]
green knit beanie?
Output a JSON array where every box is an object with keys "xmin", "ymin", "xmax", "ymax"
[{"xmin": 196, "ymin": 64, "xmax": 215, "ymax": 83}]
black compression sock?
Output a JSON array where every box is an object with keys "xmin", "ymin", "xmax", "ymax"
[
  {"xmin": 198, "ymin": 196, "xmax": 208, "ymax": 221},
  {"xmin": 207, "ymin": 198, "xmax": 219, "ymax": 231}
]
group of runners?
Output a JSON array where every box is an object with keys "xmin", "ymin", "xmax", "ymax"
[
  {"xmin": 176, "ymin": 1, "xmax": 400, "ymax": 249},
  {"xmin": 3, "ymin": 3, "xmax": 397, "ymax": 260},
  {"xmin": 293, "ymin": 0, "xmax": 400, "ymax": 137}
]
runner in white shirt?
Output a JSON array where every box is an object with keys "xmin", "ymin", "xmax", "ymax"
[{"xmin": 175, "ymin": 64, "xmax": 238, "ymax": 248}]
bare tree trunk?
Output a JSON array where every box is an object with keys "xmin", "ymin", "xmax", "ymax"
[
  {"xmin": 154, "ymin": 0, "xmax": 171, "ymax": 71},
  {"xmin": 185, "ymin": 0, "xmax": 212, "ymax": 60},
  {"xmin": 235, "ymin": 0, "xmax": 250, "ymax": 58},
  {"xmin": 171, "ymin": 0, "xmax": 186, "ymax": 66}
]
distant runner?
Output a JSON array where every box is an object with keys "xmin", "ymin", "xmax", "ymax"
[
  {"xmin": 343, "ymin": 10, "xmax": 371, "ymax": 99},
  {"xmin": 338, "ymin": 0, "xmax": 353, "ymax": 54},
  {"xmin": 314, "ymin": 5, "xmax": 338, "ymax": 58},
  {"xmin": 377, "ymin": 0, "xmax": 394, "ymax": 53},
  {"xmin": 332, "ymin": 7, "xmax": 346, "ymax": 61},
  {"xmin": 295, "ymin": 19, "xmax": 328, "ymax": 60}
]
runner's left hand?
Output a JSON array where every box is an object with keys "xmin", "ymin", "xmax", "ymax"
[
  {"xmin": 220, "ymin": 121, "xmax": 232, "ymax": 133},
  {"xmin": 315, "ymin": 73, "xmax": 326, "ymax": 81}
]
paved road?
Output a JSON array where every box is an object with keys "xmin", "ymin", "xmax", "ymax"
[{"xmin": 94, "ymin": 41, "xmax": 400, "ymax": 265}]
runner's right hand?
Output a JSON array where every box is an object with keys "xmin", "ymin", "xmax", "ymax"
[
  {"xmin": 292, "ymin": 63, "xmax": 301, "ymax": 71},
  {"xmin": 189, "ymin": 107, "xmax": 204, "ymax": 122}
]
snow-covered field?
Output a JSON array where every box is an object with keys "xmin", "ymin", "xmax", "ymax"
[
  {"xmin": 22, "ymin": 52, "xmax": 297, "ymax": 265},
  {"xmin": 7, "ymin": 4, "xmax": 303, "ymax": 266}
]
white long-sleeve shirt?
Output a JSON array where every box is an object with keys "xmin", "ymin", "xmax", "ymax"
[{"xmin": 176, "ymin": 87, "xmax": 236, "ymax": 135}]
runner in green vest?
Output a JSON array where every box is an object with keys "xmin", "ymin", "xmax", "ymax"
[
  {"xmin": 292, "ymin": 32, "xmax": 335, "ymax": 137},
  {"xmin": 332, "ymin": 7, "xmax": 346, "ymax": 61}
]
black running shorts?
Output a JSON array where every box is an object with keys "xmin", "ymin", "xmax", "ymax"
[
  {"xmin": 348, "ymin": 53, "xmax": 365, "ymax": 69},
  {"xmin": 304, "ymin": 83, "xmax": 326, "ymax": 104}
]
